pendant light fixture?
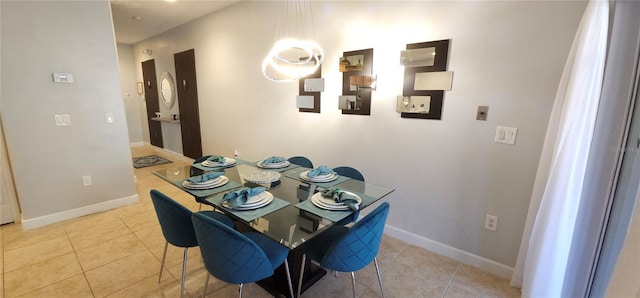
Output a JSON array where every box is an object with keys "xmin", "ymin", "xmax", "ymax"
[{"xmin": 262, "ymin": 0, "xmax": 324, "ymax": 82}]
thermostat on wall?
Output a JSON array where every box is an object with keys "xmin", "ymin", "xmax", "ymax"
[{"xmin": 52, "ymin": 73, "xmax": 74, "ymax": 83}]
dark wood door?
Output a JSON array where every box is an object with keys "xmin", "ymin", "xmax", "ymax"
[
  {"xmin": 174, "ymin": 49, "xmax": 202, "ymax": 158},
  {"xmin": 141, "ymin": 59, "xmax": 163, "ymax": 148}
]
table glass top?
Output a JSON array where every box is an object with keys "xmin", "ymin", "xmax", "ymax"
[{"xmin": 153, "ymin": 162, "xmax": 394, "ymax": 249}]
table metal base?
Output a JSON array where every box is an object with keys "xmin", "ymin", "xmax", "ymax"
[{"xmin": 257, "ymin": 245, "xmax": 326, "ymax": 298}]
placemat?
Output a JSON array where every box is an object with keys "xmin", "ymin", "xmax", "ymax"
[
  {"xmin": 191, "ymin": 158, "xmax": 249, "ymax": 172},
  {"xmin": 246, "ymin": 161, "xmax": 302, "ymax": 173},
  {"xmin": 171, "ymin": 179, "xmax": 242, "ymax": 198},
  {"xmin": 285, "ymin": 167, "xmax": 350, "ymax": 188},
  {"xmin": 205, "ymin": 193, "xmax": 291, "ymax": 222},
  {"xmin": 294, "ymin": 190, "xmax": 378, "ymax": 222}
]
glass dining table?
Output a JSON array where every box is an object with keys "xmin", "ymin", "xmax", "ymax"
[{"xmin": 152, "ymin": 159, "xmax": 394, "ymax": 297}]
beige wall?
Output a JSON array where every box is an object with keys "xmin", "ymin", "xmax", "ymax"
[
  {"xmin": 116, "ymin": 44, "xmax": 144, "ymax": 144},
  {"xmin": 1, "ymin": 1, "xmax": 137, "ymax": 227},
  {"xmin": 122, "ymin": 0, "xmax": 586, "ymax": 273}
]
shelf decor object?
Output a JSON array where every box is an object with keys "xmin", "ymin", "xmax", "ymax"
[
  {"xmin": 262, "ymin": 0, "xmax": 324, "ymax": 82},
  {"xmin": 399, "ymin": 39, "xmax": 452, "ymax": 120},
  {"xmin": 339, "ymin": 48, "xmax": 374, "ymax": 115}
]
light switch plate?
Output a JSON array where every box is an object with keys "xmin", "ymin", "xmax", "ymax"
[
  {"xmin": 54, "ymin": 114, "xmax": 71, "ymax": 126},
  {"xmin": 105, "ymin": 112, "xmax": 115, "ymax": 123},
  {"xmin": 495, "ymin": 126, "xmax": 517, "ymax": 145},
  {"xmin": 52, "ymin": 73, "xmax": 74, "ymax": 83}
]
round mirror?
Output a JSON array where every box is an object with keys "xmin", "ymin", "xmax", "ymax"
[{"xmin": 159, "ymin": 72, "xmax": 176, "ymax": 108}]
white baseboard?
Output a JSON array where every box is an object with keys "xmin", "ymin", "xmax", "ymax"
[
  {"xmin": 384, "ymin": 224, "xmax": 514, "ymax": 279},
  {"xmin": 131, "ymin": 143, "xmax": 192, "ymax": 163},
  {"xmin": 21, "ymin": 194, "xmax": 139, "ymax": 230},
  {"xmin": 160, "ymin": 148, "xmax": 194, "ymax": 163}
]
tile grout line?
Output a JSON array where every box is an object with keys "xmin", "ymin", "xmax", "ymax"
[
  {"xmin": 1, "ymin": 227, "xmax": 4, "ymax": 298},
  {"xmin": 10, "ymin": 231, "xmax": 92, "ymax": 298},
  {"xmin": 441, "ymin": 263, "xmax": 460, "ymax": 298},
  {"xmin": 356, "ymin": 239, "xmax": 412, "ymax": 297},
  {"xmin": 68, "ymin": 219, "xmax": 158, "ymax": 297},
  {"xmin": 66, "ymin": 225, "xmax": 97, "ymax": 298}
]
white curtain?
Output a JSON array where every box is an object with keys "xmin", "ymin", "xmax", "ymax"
[{"xmin": 511, "ymin": 1, "xmax": 609, "ymax": 297}]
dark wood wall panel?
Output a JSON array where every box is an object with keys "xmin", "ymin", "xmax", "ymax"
[
  {"xmin": 174, "ymin": 49, "xmax": 202, "ymax": 159},
  {"xmin": 141, "ymin": 59, "xmax": 163, "ymax": 148}
]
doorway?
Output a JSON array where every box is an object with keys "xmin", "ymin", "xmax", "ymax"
[{"xmin": 141, "ymin": 59, "xmax": 163, "ymax": 148}]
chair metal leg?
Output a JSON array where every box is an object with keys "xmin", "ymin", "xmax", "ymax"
[
  {"xmin": 297, "ymin": 254, "xmax": 306, "ymax": 297},
  {"xmin": 284, "ymin": 259, "xmax": 295, "ymax": 298},
  {"xmin": 202, "ymin": 273, "xmax": 210, "ymax": 298},
  {"xmin": 180, "ymin": 247, "xmax": 189, "ymax": 298},
  {"xmin": 158, "ymin": 241, "xmax": 168, "ymax": 282},
  {"xmin": 350, "ymin": 272, "xmax": 357, "ymax": 298},
  {"xmin": 374, "ymin": 257, "xmax": 386, "ymax": 298},
  {"xmin": 238, "ymin": 283, "xmax": 244, "ymax": 298}
]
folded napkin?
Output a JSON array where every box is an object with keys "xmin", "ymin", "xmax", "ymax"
[
  {"xmin": 188, "ymin": 171, "xmax": 224, "ymax": 183},
  {"xmin": 262, "ymin": 156, "xmax": 286, "ymax": 164},
  {"xmin": 222, "ymin": 187, "xmax": 266, "ymax": 208},
  {"xmin": 206, "ymin": 155, "xmax": 226, "ymax": 163},
  {"xmin": 307, "ymin": 166, "xmax": 335, "ymax": 177},
  {"xmin": 321, "ymin": 188, "xmax": 360, "ymax": 211}
]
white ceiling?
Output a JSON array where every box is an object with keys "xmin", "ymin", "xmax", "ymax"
[{"xmin": 110, "ymin": 0, "xmax": 240, "ymax": 45}]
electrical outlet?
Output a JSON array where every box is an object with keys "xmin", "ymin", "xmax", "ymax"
[
  {"xmin": 234, "ymin": 149, "xmax": 239, "ymax": 157},
  {"xmin": 484, "ymin": 214, "xmax": 498, "ymax": 231},
  {"xmin": 82, "ymin": 175, "xmax": 92, "ymax": 186}
]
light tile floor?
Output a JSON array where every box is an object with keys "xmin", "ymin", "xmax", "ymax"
[{"xmin": 1, "ymin": 145, "xmax": 521, "ymax": 298}]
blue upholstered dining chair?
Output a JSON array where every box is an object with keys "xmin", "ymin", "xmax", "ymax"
[
  {"xmin": 149, "ymin": 190, "xmax": 234, "ymax": 298},
  {"xmin": 287, "ymin": 156, "xmax": 314, "ymax": 168},
  {"xmin": 296, "ymin": 202, "xmax": 390, "ymax": 298},
  {"xmin": 332, "ymin": 166, "xmax": 365, "ymax": 182},
  {"xmin": 192, "ymin": 211, "xmax": 295, "ymax": 298}
]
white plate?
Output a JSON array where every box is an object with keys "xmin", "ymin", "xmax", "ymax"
[
  {"xmin": 310, "ymin": 192, "xmax": 361, "ymax": 211},
  {"xmin": 244, "ymin": 171, "xmax": 281, "ymax": 184},
  {"xmin": 223, "ymin": 191, "xmax": 274, "ymax": 210},
  {"xmin": 300, "ymin": 171, "xmax": 338, "ymax": 183},
  {"xmin": 256, "ymin": 160, "xmax": 290, "ymax": 169},
  {"xmin": 240, "ymin": 191, "xmax": 272, "ymax": 207},
  {"xmin": 183, "ymin": 176, "xmax": 229, "ymax": 189},
  {"xmin": 201, "ymin": 157, "xmax": 236, "ymax": 167}
]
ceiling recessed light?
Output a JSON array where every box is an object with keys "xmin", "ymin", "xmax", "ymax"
[{"xmin": 132, "ymin": 16, "xmax": 142, "ymax": 21}]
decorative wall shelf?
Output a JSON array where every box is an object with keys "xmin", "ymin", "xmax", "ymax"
[
  {"xmin": 340, "ymin": 48, "xmax": 374, "ymax": 115},
  {"xmin": 298, "ymin": 65, "xmax": 322, "ymax": 113},
  {"xmin": 401, "ymin": 39, "xmax": 451, "ymax": 120}
]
